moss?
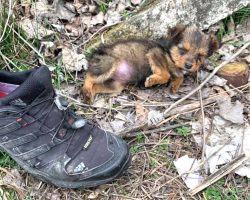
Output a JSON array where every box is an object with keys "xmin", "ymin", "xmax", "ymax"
[{"xmin": 85, "ymin": 22, "xmax": 152, "ymax": 50}]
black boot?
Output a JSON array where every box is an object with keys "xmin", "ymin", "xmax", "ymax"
[{"xmin": 0, "ymin": 66, "xmax": 131, "ymax": 188}]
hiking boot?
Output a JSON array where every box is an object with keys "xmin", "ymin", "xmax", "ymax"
[{"xmin": 0, "ymin": 66, "xmax": 131, "ymax": 188}]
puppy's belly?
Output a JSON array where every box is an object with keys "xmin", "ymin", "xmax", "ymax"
[{"xmin": 114, "ymin": 61, "xmax": 135, "ymax": 84}]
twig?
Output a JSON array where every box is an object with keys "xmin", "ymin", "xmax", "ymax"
[
  {"xmin": 199, "ymin": 87, "xmax": 206, "ymax": 162},
  {"xmin": 78, "ymin": 22, "xmax": 121, "ymax": 48},
  {"xmin": 189, "ymin": 153, "xmax": 250, "ymax": 196},
  {"xmin": 121, "ymin": 123, "xmax": 189, "ymax": 138},
  {"xmin": 0, "ymin": 0, "xmax": 12, "ymax": 43},
  {"xmin": 163, "ymin": 41, "xmax": 250, "ymax": 116}
]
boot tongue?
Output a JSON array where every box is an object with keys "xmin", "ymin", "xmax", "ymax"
[{"xmin": 3, "ymin": 66, "xmax": 54, "ymax": 105}]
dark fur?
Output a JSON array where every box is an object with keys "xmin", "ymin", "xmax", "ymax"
[{"xmin": 82, "ymin": 24, "xmax": 220, "ymax": 102}]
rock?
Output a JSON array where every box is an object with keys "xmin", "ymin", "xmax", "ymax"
[{"xmin": 87, "ymin": 0, "xmax": 249, "ymax": 49}]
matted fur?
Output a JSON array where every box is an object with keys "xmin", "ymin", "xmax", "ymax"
[{"xmin": 82, "ymin": 24, "xmax": 220, "ymax": 102}]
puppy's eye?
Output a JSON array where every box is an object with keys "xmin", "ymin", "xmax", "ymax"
[{"xmin": 179, "ymin": 48, "xmax": 187, "ymax": 55}]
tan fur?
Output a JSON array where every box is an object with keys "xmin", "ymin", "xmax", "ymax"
[{"xmin": 82, "ymin": 24, "xmax": 220, "ymax": 102}]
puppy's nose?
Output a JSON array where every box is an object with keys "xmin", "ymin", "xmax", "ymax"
[{"xmin": 185, "ymin": 62, "xmax": 192, "ymax": 69}]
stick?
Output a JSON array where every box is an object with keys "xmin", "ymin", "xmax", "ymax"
[
  {"xmin": 189, "ymin": 153, "xmax": 250, "ymax": 196},
  {"xmin": 163, "ymin": 41, "xmax": 250, "ymax": 116},
  {"xmin": 163, "ymin": 96, "xmax": 217, "ymax": 118},
  {"xmin": 118, "ymin": 96, "xmax": 218, "ymax": 134},
  {"xmin": 121, "ymin": 123, "xmax": 189, "ymax": 138}
]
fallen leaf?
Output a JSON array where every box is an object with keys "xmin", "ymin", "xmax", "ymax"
[
  {"xmin": 199, "ymin": 70, "xmax": 227, "ymax": 87},
  {"xmin": 110, "ymin": 120, "xmax": 125, "ymax": 132},
  {"xmin": 114, "ymin": 112, "xmax": 127, "ymax": 121},
  {"xmin": 135, "ymin": 102, "xmax": 148, "ymax": 124},
  {"xmin": 55, "ymin": 0, "xmax": 76, "ymax": 20},
  {"xmin": 30, "ymin": 0, "xmax": 50, "ymax": 17},
  {"xmin": 90, "ymin": 12, "xmax": 105, "ymax": 25},
  {"xmin": 93, "ymin": 97, "xmax": 106, "ymax": 108},
  {"xmin": 147, "ymin": 110, "xmax": 164, "ymax": 126},
  {"xmin": 217, "ymin": 97, "xmax": 244, "ymax": 124},
  {"xmin": 131, "ymin": 0, "xmax": 142, "ymax": 5},
  {"xmin": 105, "ymin": 10, "xmax": 121, "ymax": 25},
  {"xmin": 0, "ymin": 169, "xmax": 26, "ymax": 198},
  {"xmin": 244, "ymin": 54, "xmax": 250, "ymax": 63},
  {"xmin": 88, "ymin": 189, "xmax": 100, "ymax": 199},
  {"xmin": 174, "ymin": 155, "xmax": 204, "ymax": 189},
  {"xmin": 45, "ymin": 191, "xmax": 61, "ymax": 200},
  {"xmin": 18, "ymin": 18, "xmax": 54, "ymax": 39},
  {"xmin": 192, "ymin": 114, "xmax": 250, "ymax": 178},
  {"xmin": 61, "ymin": 47, "xmax": 88, "ymax": 71},
  {"xmin": 218, "ymin": 44, "xmax": 235, "ymax": 61}
]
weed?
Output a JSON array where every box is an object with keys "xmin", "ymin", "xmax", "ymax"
[
  {"xmin": 149, "ymin": 158, "xmax": 157, "ymax": 168},
  {"xmin": 217, "ymin": 5, "xmax": 250, "ymax": 39},
  {"xmin": 0, "ymin": 151, "xmax": 16, "ymax": 168},
  {"xmin": 98, "ymin": 0, "xmax": 112, "ymax": 13},
  {"xmin": 130, "ymin": 145, "xmax": 141, "ymax": 154},
  {"xmin": 121, "ymin": 10, "xmax": 132, "ymax": 19},
  {"xmin": 158, "ymin": 139, "xmax": 169, "ymax": 151},
  {"xmin": 136, "ymin": 133, "xmax": 145, "ymax": 143},
  {"xmin": 176, "ymin": 126, "xmax": 191, "ymax": 137},
  {"xmin": 204, "ymin": 178, "xmax": 245, "ymax": 200}
]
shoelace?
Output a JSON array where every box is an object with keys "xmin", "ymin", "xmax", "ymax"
[{"xmin": 7, "ymin": 92, "xmax": 89, "ymax": 144}]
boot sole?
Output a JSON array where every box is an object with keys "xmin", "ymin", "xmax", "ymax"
[{"xmin": 0, "ymin": 145, "xmax": 131, "ymax": 188}]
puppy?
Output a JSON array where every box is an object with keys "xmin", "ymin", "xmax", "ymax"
[{"xmin": 82, "ymin": 24, "xmax": 220, "ymax": 102}]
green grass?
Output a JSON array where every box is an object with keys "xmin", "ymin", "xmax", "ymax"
[
  {"xmin": 175, "ymin": 126, "xmax": 191, "ymax": 137},
  {"xmin": 98, "ymin": 0, "xmax": 112, "ymax": 14},
  {"xmin": 217, "ymin": 5, "xmax": 250, "ymax": 40},
  {"xmin": 204, "ymin": 178, "xmax": 246, "ymax": 200},
  {"xmin": 0, "ymin": 151, "xmax": 16, "ymax": 168},
  {"xmin": 0, "ymin": 3, "xmax": 34, "ymax": 71}
]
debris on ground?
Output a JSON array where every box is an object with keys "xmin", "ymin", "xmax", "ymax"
[{"xmin": 1, "ymin": 0, "xmax": 250, "ymax": 198}]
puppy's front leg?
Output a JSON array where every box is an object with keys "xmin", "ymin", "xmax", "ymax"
[
  {"xmin": 144, "ymin": 48, "xmax": 170, "ymax": 88},
  {"xmin": 171, "ymin": 75, "xmax": 184, "ymax": 94}
]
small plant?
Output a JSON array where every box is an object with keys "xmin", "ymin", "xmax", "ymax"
[
  {"xmin": 98, "ymin": 1, "xmax": 110, "ymax": 13},
  {"xmin": 121, "ymin": 10, "xmax": 132, "ymax": 19},
  {"xmin": 136, "ymin": 133, "xmax": 145, "ymax": 143},
  {"xmin": 130, "ymin": 145, "xmax": 141, "ymax": 154},
  {"xmin": 0, "ymin": 151, "xmax": 16, "ymax": 168},
  {"xmin": 149, "ymin": 158, "xmax": 157, "ymax": 168},
  {"xmin": 176, "ymin": 126, "xmax": 191, "ymax": 137},
  {"xmin": 158, "ymin": 139, "xmax": 169, "ymax": 151}
]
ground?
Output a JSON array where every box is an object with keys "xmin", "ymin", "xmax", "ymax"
[{"xmin": 0, "ymin": 1, "xmax": 250, "ymax": 199}]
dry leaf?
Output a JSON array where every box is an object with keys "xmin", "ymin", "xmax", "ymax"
[
  {"xmin": 131, "ymin": 0, "xmax": 142, "ymax": 5},
  {"xmin": 199, "ymin": 70, "xmax": 227, "ymax": 87},
  {"xmin": 55, "ymin": 0, "xmax": 76, "ymax": 20},
  {"xmin": 90, "ymin": 12, "xmax": 105, "ymax": 25},
  {"xmin": 61, "ymin": 47, "xmax": 88, "ymax": 71},
  {"xmin": 0, "ymin": 169, "xmax": 26, "ymax": 198},
  {"xmin": 135, "ymin": 102, "xmax": 148, "ymax": 124},
  {"xmin": 217, "ymin": 97, "xmax": 244, "ymax": 124},
  {"xmin": 147, "ymin": 110, "xmax": 164, "ymax": 126},
  {"xmin": 18, "ymin": 18, "xmax": 54, "ymax": 39},
  {"xmin": 46, "ymin": 191, "xmax": 61, "ymax": 200},
  {"xmin": 88, "ymin": 189, "xmax": 100, "ymax": 199}
]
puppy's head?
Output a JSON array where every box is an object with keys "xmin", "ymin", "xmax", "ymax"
[{"xmin": 167, "ymin": 24, "xmax": 220, "ymax": 72}]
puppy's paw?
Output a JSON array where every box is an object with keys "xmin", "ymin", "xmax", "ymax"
[
  {"xmin": 82, "ymin": 88, "xmax": 94, "ymax": 103},
  {"xmin": 171, "ymin": 87, "xmax": 178, "ymax": 94},
  {"xmin": 144, "ymin": 77, "xmax": 156, "ymax": 88}
]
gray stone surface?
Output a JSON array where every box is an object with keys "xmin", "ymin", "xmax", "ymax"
[
  {"xmin": 130, "ymin": 0, "xmax": 250, "ymax": 38},
  {"xmin": 87, "ymin": 0, "xmax": 249, "ymax": 48}
]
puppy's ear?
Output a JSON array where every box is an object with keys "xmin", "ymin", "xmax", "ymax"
[
  {"xmin": 167, "ymin": 24, "xmax": 186, "ymax": 42},
  {"xmin": 208, "ymin": 33, "xmax": 220, "ymax": 56}
]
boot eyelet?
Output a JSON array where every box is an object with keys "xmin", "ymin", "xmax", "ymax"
[{"xmin": 2, "ymin": 136, "xmax": 8, "ymax": 141}]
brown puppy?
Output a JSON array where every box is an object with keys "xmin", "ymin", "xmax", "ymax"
[{"xmin": 82, "ymin": 24, "xmax": 220, "ymax": 102}]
